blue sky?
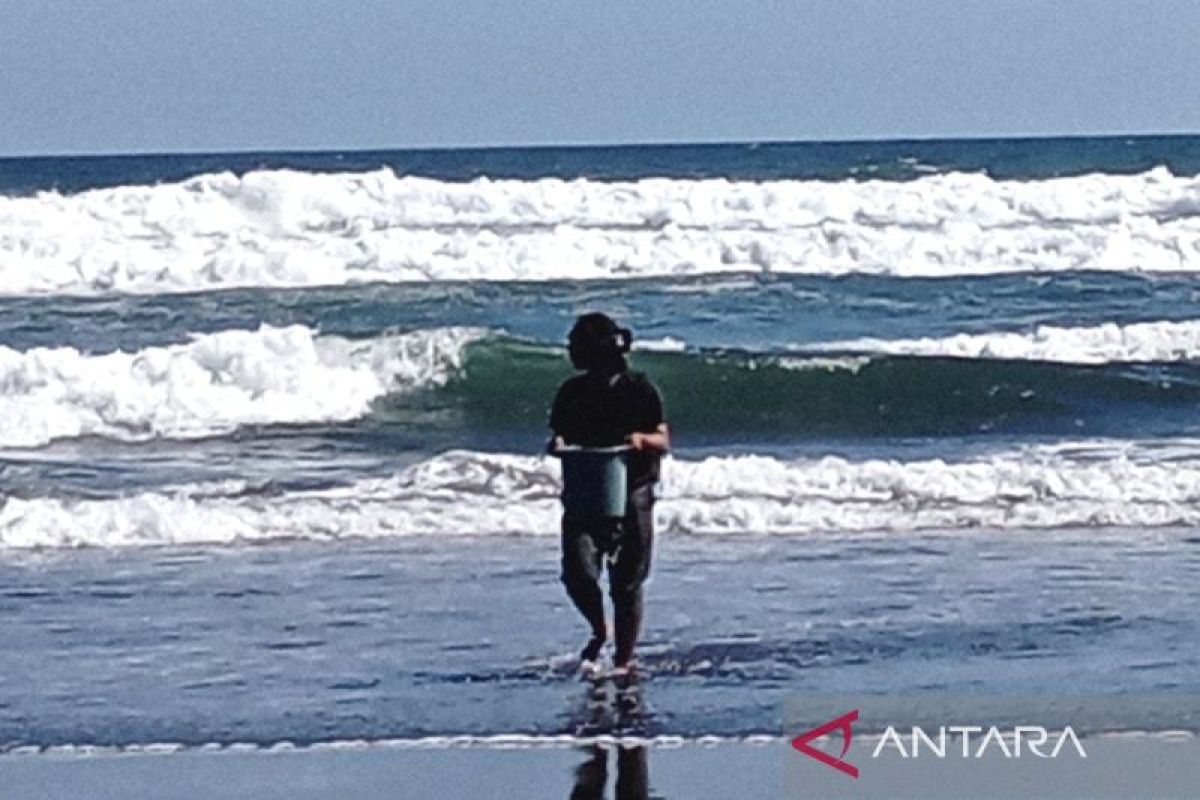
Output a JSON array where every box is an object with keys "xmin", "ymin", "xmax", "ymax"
[{"xmin": 2, "ymin": 0, "xmax": 1198, "ymax": 156}]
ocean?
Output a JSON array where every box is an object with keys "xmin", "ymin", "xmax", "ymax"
[{"xmin": 1, "ymin": 136, "xmax": 1199, "ymax": 758}]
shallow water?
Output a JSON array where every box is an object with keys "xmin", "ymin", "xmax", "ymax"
[{"xmin": 2, "ymin": 527, "xmax": 1197, "ymax": 749}]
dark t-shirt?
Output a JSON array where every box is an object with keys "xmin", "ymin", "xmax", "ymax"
[{"xmin": 549, "ymin": 370, "xmax": 665, "ymax": 487}]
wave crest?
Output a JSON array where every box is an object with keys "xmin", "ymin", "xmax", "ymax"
[
  {"xmin": 815, "ymin": 319, "xmax": 1200, "ymax": 364},
  {"xmin": 0, "ymin": 325, "xmax": 483, "ymax": 448},
  {"xmin": 6, "ymin": 444, "xmax": 1200, "ymax": 548},
  {"xmin": 3, "ymin": 168, "xmax": 1200, "ymax": 295},
  {"xmin": 6, "ymin": 318, "xmax": 1200, "ymax": 449}
]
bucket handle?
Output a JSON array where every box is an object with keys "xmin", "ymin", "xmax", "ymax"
[{"xmin": 553, "ymin": 444, "xmax": 633, "ymax": 455}]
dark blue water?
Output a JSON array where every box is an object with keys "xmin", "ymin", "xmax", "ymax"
[
  {"xmin": 6, "ymin": 271, "xmax": 1200, "ymax": 355},
  {"xmin": 3, "ymin": 134, "xmax": 1200, "ymax": 196}
]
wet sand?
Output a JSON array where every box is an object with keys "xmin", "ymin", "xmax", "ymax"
[{"xmin": 4, "ymin": 736, "xmax": 1200, "ymax": 800}]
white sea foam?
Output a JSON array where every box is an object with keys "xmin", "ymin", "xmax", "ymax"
[
  {"xmin": 778, "ymin": 355, "xmax": 874, "ymax": 373},
  {"xmin": 811, "ymin": 319, "xmax": 1200, "ymax": 364},
  {"xmin": 6, "ymin": 442, "xmax": 1200, "ymax": 548},
  {"xmin": 7, "ymin": 730, "xmax": 1192, "ymax": 758},
  {"xmin": 633, "ymin": 336, "xmax": 688, "ymax": 352},
  {"xmin": 3, "ymin": 167, "xmax": 1200, "ymax": 295},
  {"xmin": 640, "ymin": 318, "xmax": 1200, "ymax": 365},
  {"xmin": 0, "ymin": 325, "xmax": 483, "ymax": 448},
  {"xmin": 3, "ymin": 734, "xmax": 783, "ymax": 757}
]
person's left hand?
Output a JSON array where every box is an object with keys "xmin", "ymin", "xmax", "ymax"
[{"xmin": 626, "ymin": 424, "xmax": 669, "ymax": 453}]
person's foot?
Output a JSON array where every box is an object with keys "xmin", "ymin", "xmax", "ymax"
[
  {"xmin": 580, "ymin": 658, "xmax": 604, "ymax": 681},
  {"xmin": 610, "ymin": 659, "xmax": 640, "ymax": 688}
]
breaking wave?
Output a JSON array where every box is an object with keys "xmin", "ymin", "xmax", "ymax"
[
  {"xmin": 808, "ymin": 318, "xmax": 1200, "ymax": 364},
  {"xmin": 5, "ymin": 318, "xmax": 1200, "ymax": 449},
  {"xmin": 2, "ymin": 167, "xmax": 1199, "ymax": 295},
  {"xmin": 0, "ymin": 325, "xmax": 483, "ymax": 448},
  {"xmin": 5, "ymin": 442, "xmax": 1200, "ymax": 548}
]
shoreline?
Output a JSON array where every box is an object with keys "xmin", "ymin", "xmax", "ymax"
[{"xmin": 5, "ymin": 735, "xmax": 1200, "ymax": 800}]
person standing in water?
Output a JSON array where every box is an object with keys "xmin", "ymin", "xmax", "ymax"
[{"xmin": 549, "ymin": 313, "xmax": 670, "ymax": 674}]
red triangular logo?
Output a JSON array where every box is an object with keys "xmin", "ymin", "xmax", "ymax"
[{"xmin": 790, "ymin": 709, "xmax": 860, "ymax": 778}]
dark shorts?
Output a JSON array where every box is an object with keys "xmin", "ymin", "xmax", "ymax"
[{"xmin": 560, "ymin": 483, "xmax": 655, "ymax": 597}]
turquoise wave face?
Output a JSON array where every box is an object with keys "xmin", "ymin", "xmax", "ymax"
[{"xmin": 371, "ymin": 337, "xmax": 1200, "ymax": 445}]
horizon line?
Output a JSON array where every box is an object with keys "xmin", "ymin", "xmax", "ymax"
[{"xmin": 3, "ymin": 129, "xmax": 1200, "ymax": 162}]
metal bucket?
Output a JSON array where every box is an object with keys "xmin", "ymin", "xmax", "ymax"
[{"xmin": 558, "ymin": 446, "xmax": 630, "ymax": 518}]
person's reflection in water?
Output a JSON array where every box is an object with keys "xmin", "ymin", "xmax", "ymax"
[
  {"xmin": 569, "ymin": 745, "xmax": 650, "ymax": 800},
  {"xmin": 570, "ymin": 672, "xmax": 650, "ymax": 738},
  {"xmin": 570, "ymin": 748, "xmax": 607, "ymax": 800},
  {"xmin": 614, "ymin": 747, "xmax": 650, "ymax": 799}
]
